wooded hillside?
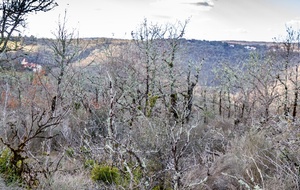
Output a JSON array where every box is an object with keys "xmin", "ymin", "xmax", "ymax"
[{"xmin": 0, "ymin": 2, "xmax": 299, "ymax": 189}]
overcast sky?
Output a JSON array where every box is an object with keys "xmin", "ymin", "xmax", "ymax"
[{"xmin": 25, "ymin": 0, "xmax": 300, "ymax": 41}]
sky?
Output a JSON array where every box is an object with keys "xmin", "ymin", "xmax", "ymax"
[{"xmin": 25, "ymin": 0, "xmax": 300, "ymax": 42}]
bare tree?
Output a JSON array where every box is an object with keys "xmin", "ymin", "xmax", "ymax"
[
  {"xmin": 247, "ymin": 53, "xmax": 279, "ymax": 123},
  {"xmin": 0, "ymin": 0, "xmax": 57, "ymax": 53},
  {"xmin": 131, "ymin": 19, "xmax": 167, "ymax": 116},
  {"xmin": 275, "ymin": 26, "xmax": 300, "ymax": 120}
]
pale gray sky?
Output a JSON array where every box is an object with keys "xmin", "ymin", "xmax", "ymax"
[{"xmin": 25, "ymin": 0, "xmax": 300, "ymax": 41}]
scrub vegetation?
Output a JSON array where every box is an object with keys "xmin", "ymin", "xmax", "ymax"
[{"xmin": 0, "ymin": 1, "xmax": 299, "ymax": 190}]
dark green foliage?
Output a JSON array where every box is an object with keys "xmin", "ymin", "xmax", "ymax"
[
  {"xmin": 65, "ymin": 148, "xmax": 75, "ymax": 158},
  {"xmin": 91, "ymin": 164, "xmax": 120, "ymax": 185},
  {"xmin": 0, "ymin": 149, "xmax": 21, "ymax": 185},
  {"xmin": 148, "ymin": 95, "xmax": 159, "ymax": 108},
  {"xmin": 80, "ymin": 146, "xmax": 91, "ymax": 155},
  {"xmin": 123, "ymin": 164, "xmax": 143, "ymax": 187},
  {"xmin": 74, "ymin": 102, "xmax": 81, "ymax": 110},
  {"xmin": 147, "ymin": 94, "xmax": 159, "ymax": 117},
  {"xmin": 84, "ymin": 159, "xmax": 95, "ymax": 169}
]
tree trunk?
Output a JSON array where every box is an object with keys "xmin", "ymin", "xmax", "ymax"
[
  {"xmin": 219, "ymin": 90, "xmax": 222, "ymax": 116},
  {"xmin": 203, "ymin": 89, "xmax": 208, "ymax": 124},
  {"xmin": 292, "ymin": 66, "xmax": 299, "ymax": 121},
  {"xmin": 227, "ymin": 90, "xmax": 231, "ymax": 118}
]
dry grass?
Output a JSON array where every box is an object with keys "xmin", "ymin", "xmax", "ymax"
[
  {"xmin": 198, "ymin": 118, "xmax": 300, "ymax": 190},
  {"xmin": 38, "ymin": 171, "xmax": 95, "ymax": 190}
]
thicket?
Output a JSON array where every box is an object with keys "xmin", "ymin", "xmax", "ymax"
[{"xmin": 0, "ymin": 3, "xmax": 299, "ymax": 189}]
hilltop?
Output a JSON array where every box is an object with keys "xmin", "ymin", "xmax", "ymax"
[{"xmin": 18, "ymin": 37, "xmax": 272, "ymax": 83}]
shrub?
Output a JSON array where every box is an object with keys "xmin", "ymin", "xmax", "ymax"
[
  {"xmin": 91, "ymin": 164, "xmax": 120, "ymax": 185},
  {"xmin": 123, "ymin": 164, "xmax": 143, "ymax": 187},
  {"xmin": 0, "ymin": 148, "xmax": 21, "ymax": 185},
  {"xmin": 84, "ymin": 159, "xmax": 95, "ymax": 169},
  {"xmin": 65, "ymin": 148, "xmax": 75, "ymax": 158}
]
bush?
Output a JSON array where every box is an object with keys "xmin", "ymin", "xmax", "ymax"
[
  {"xmin": 0, "ymin": 148, "xmax": 21, "ymax": 185},
  {"xmin": 91, "ymin": 164, "xmax": 120, "ymax": 185},
  {"xmin": 123, "ymin": 164, "xmax": 143, "ymax": 187},
  {"xmin": 65, "ymin": 148, "xmax": 75, "ymax": 158},
  {"xmin": 84, "ymin": 159, "xmax": 95, "ymax": 169}
]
